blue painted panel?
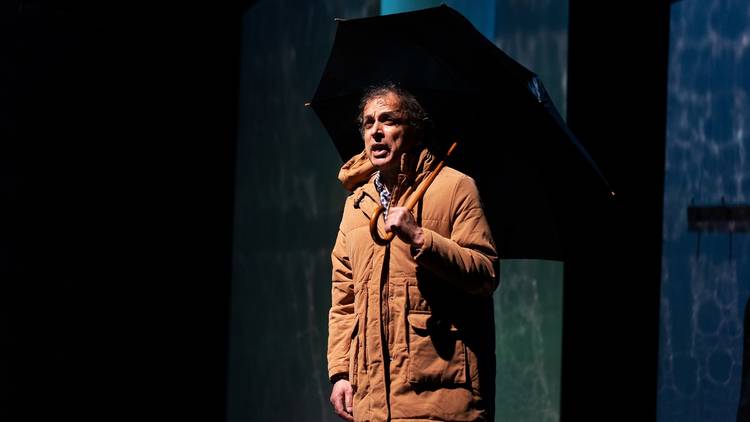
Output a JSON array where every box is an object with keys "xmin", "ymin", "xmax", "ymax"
[
  {"xmin": 381, "ymin": 0, "xmax": 495, "ymax": 40},
  {"xmin": 658, "ymin": 1, "xmax": 750, "ymax": 421}
]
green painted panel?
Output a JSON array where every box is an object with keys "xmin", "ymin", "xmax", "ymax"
[
  {"xmin": 495, "ymin": 259, "xmax": 563, "ymax": 422},
  {"xmin": 228, "ymin": 2, "xmax": 379, "ymax": 421}
]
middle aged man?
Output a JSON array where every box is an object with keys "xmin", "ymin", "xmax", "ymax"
[{"xmin": 328, "ymin": 83, "xmax": 499, "ymax": 422}]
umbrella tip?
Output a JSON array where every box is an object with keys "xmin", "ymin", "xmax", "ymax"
[
  {"xmin": 304, "ymin": 102, "xmax": 311, "ymax": 107},
  {"xmin": 610, "ymin": 190, "xmax": 616, "ymax": 197}
]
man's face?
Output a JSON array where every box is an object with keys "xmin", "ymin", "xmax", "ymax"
[{"xmin": 361, "ymin": 92, "xmax": 415, "ymax": 174}]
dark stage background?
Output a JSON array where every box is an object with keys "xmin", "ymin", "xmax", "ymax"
[
  {"xmin": 3, "ymin": 1, "xmax": 676, "ymax": 421},
  {"xmin": 3, "ymin": 2, "xmax": 247, "ymax": 420}
]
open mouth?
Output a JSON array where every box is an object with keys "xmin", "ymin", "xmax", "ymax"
[{"xmin": 371, "ymin": 144, "xmax": 389, "ymax": 158}]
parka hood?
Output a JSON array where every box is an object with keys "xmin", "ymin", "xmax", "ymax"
[{"xmin": 338, "ymin": 150, "xmax": 375, "ymax": 192}]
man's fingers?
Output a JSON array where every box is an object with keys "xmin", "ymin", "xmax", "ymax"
[
  {"xmin": 385, "ymin": 213, "xmax": 405, "ymax": 234},
  {"xmin": 384, "ymin": 219, "xmax": 398, "ymax": 235},
  {"xmin": 341, "ymin": 410, "xmax": 354, "ymax": 422},
  {"xmin": 335, "ymin": 394, "xmax": 354, "ymax": 422},
  {"xmin": 345, "ymin": 386, "xmax": 353, "ymax": 413},
  {"xmin": 384, "ymin": 208, "xmax": 417, "ymax": 243},
  {"xmin": 331, "ymin": 389, "xmax": 345, "ymax": 414},
  {"xmin": 330, "ymin": 382, "xmax": 354, "ymax": 421}
]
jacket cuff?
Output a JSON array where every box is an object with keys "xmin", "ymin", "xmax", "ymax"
[{"xmin": 329, "ymin": 370, "xmax": 349, "ymax": 385}]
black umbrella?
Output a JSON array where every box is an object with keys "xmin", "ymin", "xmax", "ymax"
[{"xmin": 309, "ymin": 5, "xmax": 613, "ymax": 260}]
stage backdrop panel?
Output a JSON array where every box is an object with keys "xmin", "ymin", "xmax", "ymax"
[
  {"xmin": 227, "ymin": 2, "xmax": 378, "ymax": 422},
  {"xmin": 658, "ymin": 1, "xmax": 750, "ymax": 421}
]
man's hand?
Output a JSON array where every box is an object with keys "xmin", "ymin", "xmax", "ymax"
[
  {"xmin": 330, "ymin": 379, "xmax": 354, "ymax": 421},
  {"xmin": 384, "ymin": 206, "xmax": 424, "ymax": 248}
]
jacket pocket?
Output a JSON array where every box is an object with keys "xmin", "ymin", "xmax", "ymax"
[
  {"xmin": 348, "ymin": 316, "xmax": 360, "ymax": 388},
  {"xmin": 406, "ymin": 312, "xmax": 466, "ymax": 385}
]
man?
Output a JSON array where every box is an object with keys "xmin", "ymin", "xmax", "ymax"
[{"xmin": 328, "ymin": 83, "xmax": 499, "ymax": 421}]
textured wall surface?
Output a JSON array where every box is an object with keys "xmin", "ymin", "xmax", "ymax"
[
  {"xmin": 227, "ymin": 1, "xmax": 377, "ymax": 421},
  {"xmin": 491, "ymin": 3, "xmax": 568, "ymax": 417},
  {"xmin": 658, "ymin": 1, "xmax": 750, "ymax": 420},
  {"xmin": 494, "ymin": 0, "xmax": 568, "ymax": 118},
  {"xmin": 495, "ymin": 260, "xmax": 563, "ymax": 422}
]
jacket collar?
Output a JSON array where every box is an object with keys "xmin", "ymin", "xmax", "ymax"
[
  {"xmin": 399, "ymin": 145, "xmax": 436, "ymax": 189},
  {"xmin": 338, "ymin": 146, "xmax": 436, "ymax": 193},
  {"xmin": 340, "ymin": 146, "xmax": 438, "ymax": 218}
]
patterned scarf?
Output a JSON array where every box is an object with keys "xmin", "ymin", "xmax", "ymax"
[{"xmin": 373, "ymin": 171, "xmax": 391, "ymax": 218}]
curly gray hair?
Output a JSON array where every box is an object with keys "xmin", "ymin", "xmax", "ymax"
[{"xmin": 356, "ymin": 82, "xmax": 431, "ymax": 139}]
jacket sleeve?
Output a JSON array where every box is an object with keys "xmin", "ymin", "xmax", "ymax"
[
  {"xmin": 327, "ymin": 227, "xmax": 355, "ymax": 381},
  {"xmin": 412, "ymin": 175, "xmax": 499, "ymax": 297}
]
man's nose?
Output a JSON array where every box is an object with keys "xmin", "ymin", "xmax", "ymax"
[{"xmin": 371, "ymin": 122, "xmax": 384, "ymax": 140}]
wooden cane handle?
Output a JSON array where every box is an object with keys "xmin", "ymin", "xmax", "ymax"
[{"xmin": 369, "ymin": 205, "xmax": 395, "ymax": 246}]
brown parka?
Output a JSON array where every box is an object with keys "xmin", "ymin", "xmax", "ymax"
[{"xmin": 328, "ymin": 146, "xmax": 499, "ymax": 422}]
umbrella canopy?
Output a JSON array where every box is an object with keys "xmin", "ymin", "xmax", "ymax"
[{"xmin": 309, "ymin": 5, "xmax": 612, "ymax": 260}]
